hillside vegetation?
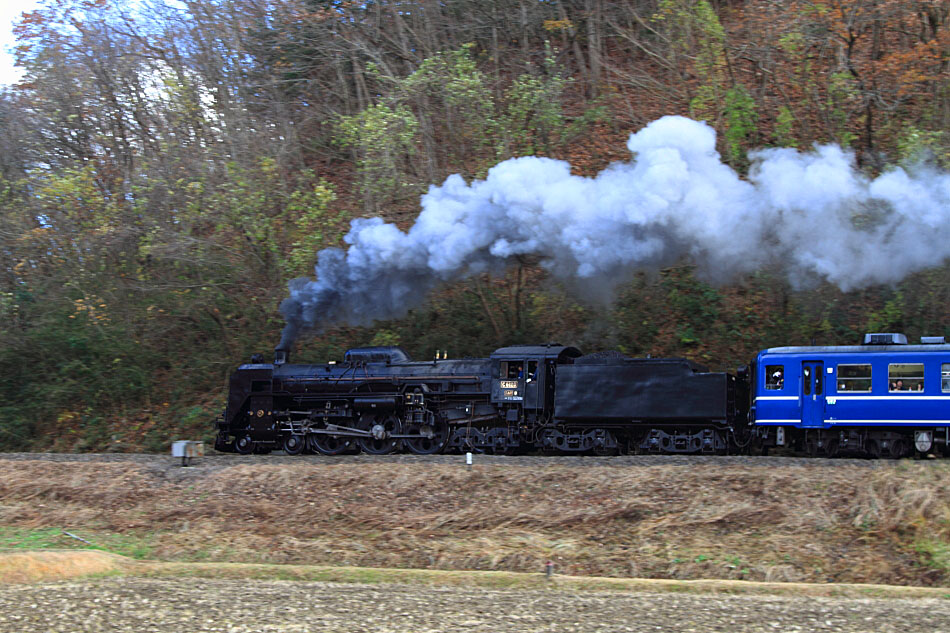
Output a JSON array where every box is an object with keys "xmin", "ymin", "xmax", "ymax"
[{"xmin": 0, "ymin": 0, "xmax": 948, "ymax": 451}]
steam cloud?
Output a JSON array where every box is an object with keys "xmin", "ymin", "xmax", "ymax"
[{"xmin": 278, "ymin": 116, "xmax": 950, "ymax": 348}]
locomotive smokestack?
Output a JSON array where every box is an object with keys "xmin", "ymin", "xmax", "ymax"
[{"xmin": 275, "ymin": 327, "xmax": 296, "ymax": 364}]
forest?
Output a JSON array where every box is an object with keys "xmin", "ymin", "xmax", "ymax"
[{"xmin": 0, "ymin": 0, "xmax": 948, "ymax": 451}]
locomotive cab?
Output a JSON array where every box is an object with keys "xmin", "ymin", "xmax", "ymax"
[{"xmin": 489, "ymin": 345, "xmax": 582, "ymax": 420}]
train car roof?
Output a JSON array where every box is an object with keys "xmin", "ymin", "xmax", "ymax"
[
  {"xmin": 761, "ymin": 344, "xmax": 950, "ymax": 355},
  {"xmin": 491, "ymin": 344, "xmax": 583, "ymax": 361}
]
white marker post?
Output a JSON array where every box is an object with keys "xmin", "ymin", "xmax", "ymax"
[{"xmin": 465, "ymin": 452, "xmax": 473, "ymax": 466}]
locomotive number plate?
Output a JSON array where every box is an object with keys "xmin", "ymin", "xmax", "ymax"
[{"xmin": 500, "ymin": 380, "xmax": 519, "ymax": 389}]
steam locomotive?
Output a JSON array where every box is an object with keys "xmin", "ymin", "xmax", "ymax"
[
  {"xmin": 214, "ymin": 333, "xmax": 950, "ymax": 457},
  {"xmin": 214, "ymin": 342, "xmax": 744, "ymax": 456}
]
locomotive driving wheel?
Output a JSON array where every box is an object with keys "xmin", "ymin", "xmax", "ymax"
[
  {"xmin": 357, "ymin": 414, "xmax": 402, "ymax": 455},
  {"xmin": 404, "ymin": 417, "xmax": 449, "ymax": 455},
  {"xmin": 309, "ymin": 430, "xmax": 356, "ymax": 455}
]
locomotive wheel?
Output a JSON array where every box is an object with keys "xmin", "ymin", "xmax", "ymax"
[
  {"xmin": 357, "ymin": 414, "xmax": 402, "ymax": 455},
  {"xmin": 592, "ymin": 430, "xmax": 619, "ymax": 456},
  {"xmin": 404, "ymin": 419, "xmax": 449, "ymax": 455},
  {"xmin": 309, "ymin": 433, "xmax": 355, "ymax": 456},
  {"xmin": 235, "ymin": 435, "xmax": 255, "ymax": 455},
  {"xmin": 213, "ymin": 434, "xmax": 236, "ymax": 453},
  {"xmin": 282, "ymin": 434, "xmax": 305, "ymax": 456}
]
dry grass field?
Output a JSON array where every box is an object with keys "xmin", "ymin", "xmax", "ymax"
[
  {"xmin": 0, "ymin": 454, "xmax": 949, "ymax": 588},
  {"xmin": 1, "ymin": 551, "xmax": 950, "ymax": 632}
]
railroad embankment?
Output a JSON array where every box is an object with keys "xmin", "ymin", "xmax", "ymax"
[{"xmin": 0, "ymin": 453, "xmax": 948, "ymax": 587}]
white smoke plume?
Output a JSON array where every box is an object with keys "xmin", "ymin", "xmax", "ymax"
[{"xmin": 278, "ymin": 115, "xmax": 950, "ymax": 348}]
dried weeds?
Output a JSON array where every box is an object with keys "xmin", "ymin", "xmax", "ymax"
[
  {"xmin": 1, "ymin": 458, "xmax": 949, "ymax": 586},
  {"xmin": 0, "ymin": 550, "xmax": 126, "ymax": 583}
]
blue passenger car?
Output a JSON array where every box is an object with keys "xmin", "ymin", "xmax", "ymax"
[{"xmin": 751, "ymin": 333, "xmax": 950, "ymax": 457}]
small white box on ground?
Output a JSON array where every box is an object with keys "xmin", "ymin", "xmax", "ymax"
[{"xmin": 171, "ymin": 440, "xmax": 204, "ymax": 466}]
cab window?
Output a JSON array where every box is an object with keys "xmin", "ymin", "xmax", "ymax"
[
  {"xmin": 889, "ymin": 363, "xmax": 924, "ymax": 392},
  {"xmin": 765, "ymin": 365, "xmax": 785, "ymax": 390},
  {"xmin": 526, "ymin": 360, "xmax": 539, "ymax": 383},
  {"xmin": 837, "ymin": 364, "xmax": 871, "ymax": 392},
  {"xmin": 502, "ymin": 361, "xmax": 524, "ymax": 380}
]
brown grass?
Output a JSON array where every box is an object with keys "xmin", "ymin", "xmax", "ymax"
[
  {"xmin": 3, "ymin": 551, "xmax": 949, "ymax": 600},
  {"xmin": 0, "ymin": 550, "xmax": 127, "ymax": 583},
  {"xmin": 1, "ymin": 459, "xmax": 949, "ymax": 586},
  {"xmin": 138, "ymin": 560, "xmax": 950, "ymax": 599}
]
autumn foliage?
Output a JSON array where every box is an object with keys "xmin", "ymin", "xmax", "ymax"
[{"xmin": 0, "ymin": 0, "xmax": 947, "ymax": 451}]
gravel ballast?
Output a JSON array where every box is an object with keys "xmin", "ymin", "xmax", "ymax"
[
  {"xmin": 0, "ymin": 451, "xmax": 897, "ymax": 473},
  {"xmin": 1, "ymin": 577, "xmax": 948, "ymax": 633}
]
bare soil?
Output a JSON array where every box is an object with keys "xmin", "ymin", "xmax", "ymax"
[{"xmin": 0, "ymin": 453, "xmax": 948, "ymax": 587}]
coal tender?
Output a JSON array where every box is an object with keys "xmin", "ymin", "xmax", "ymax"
[{"xmin": 553, "ymin": 353, "xmax": 743, "ymax": 454}]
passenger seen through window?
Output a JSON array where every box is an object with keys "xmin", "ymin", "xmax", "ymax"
[
  {"xmin": 889, "ymin": 363, "xmax": 924, "ymax": 392},
  {"xmin": 765, "ymin": 365, "xmax": 784, "ymax": 390}
]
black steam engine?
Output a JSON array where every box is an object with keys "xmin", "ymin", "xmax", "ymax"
[{"xmin": 214, "ymin": 344, "xmax": 746, "ymax": 455}]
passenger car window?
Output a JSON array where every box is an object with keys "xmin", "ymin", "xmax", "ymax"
[
  {"xmin": 837, "ymin": 364, "xmax": 871, "ymax": 392},
  {"xmin": 765, "ymin": 365, "xmax": 784, "ymax": 390},
  {"xmin": 942, "ymin": 363, "xmax": 950, "ymax": 393},
  {"xmin": 888, "ymin": 363, "xmax": 924, "ymax": 392},
  {"xmin": 803, "ymin": 366, "xmax": 811, "ymax": 395}
]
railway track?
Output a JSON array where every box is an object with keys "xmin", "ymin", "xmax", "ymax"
[{"xmin": 0, "ymin": 451, "xmax": 906, "ymax": 471}]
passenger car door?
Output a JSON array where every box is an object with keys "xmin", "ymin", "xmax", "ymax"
[{"xmin": 801, "ymin": 361, "xmax": 825, "ymax": 428}]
